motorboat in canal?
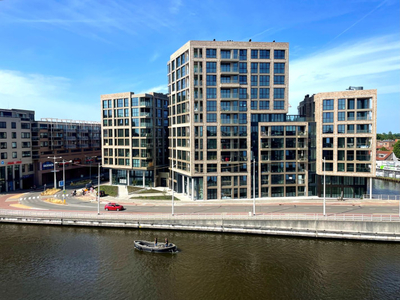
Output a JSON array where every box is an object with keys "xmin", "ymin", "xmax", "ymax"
[{"xmin": 134, "ymin": 240, "xmax": 177, "ymax": 253}]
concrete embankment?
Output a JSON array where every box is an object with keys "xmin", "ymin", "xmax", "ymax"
[{"xmin": 1, "ymin": 211, "xmax": 399, "ymax": 242}]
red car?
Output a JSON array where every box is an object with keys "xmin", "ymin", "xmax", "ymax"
[{"xmin": 104, "ymin": 203, "xmax": 124, "ymax": 211}]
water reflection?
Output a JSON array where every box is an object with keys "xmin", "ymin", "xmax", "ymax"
[{"xmin": 0, "ymin": 224, "xmax": 399, "ymax": 300}]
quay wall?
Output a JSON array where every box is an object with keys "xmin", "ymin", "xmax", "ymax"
[{"xmin": 1, "ymin": 212, "xmax": 399, "ymax": 242}]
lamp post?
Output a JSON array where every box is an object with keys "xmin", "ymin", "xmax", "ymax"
[
  {"xmin": 61, "ymin": 159, "xmax": 72, "ymax": 204},
  {"xmin": 323, "ymin": 157, "xmax": 326, "ymax": 216},
  {"xmin": 172, "ymin": 165, "xmax": 175, "ymax": 216},
  {"xmin": 97, "ymin": 163, "xmax": 101, "ymax": 215},
  {"xmin": 253, "ymin": 158, "xmax": 256, "ymax": 216},
  {"xmin": 48, "ymin": 156, "xmax": 62, "ymax": 188}
]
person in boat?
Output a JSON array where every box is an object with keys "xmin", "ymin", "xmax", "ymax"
[
  {"xmin": 165, "ymin": 238, "xmax": 168, "ymax": 246},
  {"xmin": 154, "ymin": 238, "xmax": 158, "ymax": 246}
]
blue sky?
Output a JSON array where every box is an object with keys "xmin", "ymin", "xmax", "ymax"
[{"xmin": 0, "ymin": 0, "xmax": 399, "ymax": 133}]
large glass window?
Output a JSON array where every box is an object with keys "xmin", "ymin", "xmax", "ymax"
[
  {"xmin": 207, "ymin": 126, "xmax": 217, "ymax": 136},
  {"xmin": 323, "ymin": 99, "xmax": 334, "ymax": 110},
  {"xmin": 323, "ymin": 112, "xmax": 333, "ymax": 123},
  {"xmin": 239, "ymin": 75, "xmax": 247, "ymax": 84},
  {"xmin": 206, "ymin": 48, "xmax": 217, "ymax": 58},
  {"xmin": 273, "ymin": 88, "xmax": 284, "ymax": 99},
  {"xmin": 273, "ymin": 101, "xmax": 284, "ymax": 110},
  {"xmin": 260, "ymin": 50, "xmax": 270, "ymax": 59},
  {"xmin": 260, "ymin": 75, "xmax": 270, "ymax": 86},
  {"xmin": 259, "ymin": 63, "xmax": 270, "ymax": 73},
  {"xmin": 338, "ymin": 112, "xmax": 345, "ymax": 121},
  {"xmin": 206, "ymin": 113, "xmax": 217, "ymax": 122},
  {"xmin": 239, "ymin": 62, "xmax": 247, "ymax": 73},
  {"xmin": 338, "ymin": 99, "xmax": 346, "ymax": 110},
  {"xmin": 251, "ymin": 63, "xmax": 258, "ymax": 73},
  {"xmin": 206, "ymin": 62, "xmax": 216, "ymax": 73},
  {"xmin": 251, "ymin": 75, "xmax": 258, "ymax": 86},
  {"xmin": 259, "ymin": 101, "xmax": 270, "ymax": 110},
  {"xmin": 207, "ymin": 101, "xmax": 217, "ymax": 111},
  {"xmin": 206, "ymin": 88, "xmax": 217, "ymax": 99},
  {"xmin": 239, "ymin": 49, "xmax": 247, "ymax": 60},
  {"xmin": 239, "ymin": 88, "xmax": 247, "ymax": 99},
  {"xmin": 259, "ymin": 88, "xmax": 270, "ymax": 99},
  {"xmin": 206, "ymin": 75, "xmax": 216, "ymax": 86},
  {"xmin": 323, "ymin": 125, "xmax": 334, "ymax": 133},
  {"xmin": 274, "ymin": 63, "xmax": 285, "ymax": 74},
  {"xmin": 337, "ymin": 125, "xmax": 345, "ymax": 134},
  {"xmin": 274, "ymin": 50, "xmax": 285, "ymax": 59},
  {"xmin": 220, "ymin": 50, "xmax": 231, "ymax": 59},
  {"xmin": 274, "ymin": 75, "xmax": 284, "ymax": 85},
  {"xmin": 251, "ymin": 49, "xmax": 258, "ymax": 59}
]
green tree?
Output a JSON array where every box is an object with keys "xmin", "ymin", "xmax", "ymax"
[
  {"xmin": 387, "ymin": 131, "xmax": 394, "ymax": 140},
  {"xmin": 379, "ymin": 147, "xmax": 388, "ymax": 151},
  {"xmin": 393, "ymin": 141, "xmax": 400, "ymax": 158}
]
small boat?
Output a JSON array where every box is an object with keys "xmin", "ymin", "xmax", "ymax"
[{"xmin": 134, "ymin": 240, "xmax": 177, "ymax": 253}]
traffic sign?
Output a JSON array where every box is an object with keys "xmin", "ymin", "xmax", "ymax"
[{"xmin": 59, "ymin": 180, "xmax": 64, "ymax": 187}]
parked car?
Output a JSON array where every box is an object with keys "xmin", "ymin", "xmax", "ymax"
[{"xmin": 104, "ymin": 203, "xmax": 124, "ymax": 211}]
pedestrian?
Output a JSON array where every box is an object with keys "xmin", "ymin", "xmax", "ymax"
[
  {"xmin": 154, "ymin": 237, "xmax": 158, "ymax": 246},
  {"xmin": 165, "ymin": 238, "xmax": 168, "ymax": 246}
]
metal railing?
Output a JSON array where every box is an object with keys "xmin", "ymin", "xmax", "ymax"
[
  {"xmin": 363, "ymin": 194, "xmax": 400, "ymax": 200},
  {"xmin": 1, "ymin": 209, "xmax": 399, "ymax": 222}
]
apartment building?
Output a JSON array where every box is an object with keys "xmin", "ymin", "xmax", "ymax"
[
  {"xmin": 100, "ymin": 92, "xmax": 169, "ymax": 187},
  {"xmin": 0, "ymin": 109, "xmax": 35, "ymax": 192},
  {"xmin": 168, "ymin": 40, "xmax": 292, "ymax": 200},
  {"xmin": 31, "ymin": 118, "xmax": 101, "ymax": 187},
  {"xmin": 298, "ymin": 89, "xmax": 377, "ymax": 198}
]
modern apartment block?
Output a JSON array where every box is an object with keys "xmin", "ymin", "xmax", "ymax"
[
  {"xmin": 298, "ymin": 88, "xmax": 377, "ymax": 198},
  {"xmin": 31, "ymin": 118, "xmax": 101, "ymax": 187},
  {"xmin": 100, "ymin": 92, "xmax": 169, "ymax": 187},
  {"xmin": 0, "ymin": 109, "xmax": 35, "ymax": 192},
  {"xmin": 168, "ymin": 40, "xmax": 292, "ymax": 200}
]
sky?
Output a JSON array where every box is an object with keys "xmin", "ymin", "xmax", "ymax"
[{"xmin": 0, "ymin": 0, "xmax": 399, "ymax": 133}]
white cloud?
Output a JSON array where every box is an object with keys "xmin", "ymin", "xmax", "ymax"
[
  {"xmin": 169, "ymin": 0, "xmax": 183, "ymax": 14},
  {"xmin": 289, "ymin": 34, "xmax": 400, "ymax": 112},
  {"xmin": 0, "ymin": 70, "xmax": 98, "ymax": 121}
]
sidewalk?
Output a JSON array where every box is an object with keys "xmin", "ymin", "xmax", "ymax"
[{"xmin": 93, "ymin": 186, "xmax": 399, "ymax": 207}]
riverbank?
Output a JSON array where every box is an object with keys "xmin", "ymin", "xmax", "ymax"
[{"xmin": 1, "ymin": 209, "xmax": 399, "ymax": 242}]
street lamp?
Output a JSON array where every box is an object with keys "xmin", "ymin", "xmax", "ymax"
[
  {"xmin": 323, "ymin": 157, "xmax": 326, "ymax": 216},
  {"xmin": 55, "ymin": 159, "xmax": 72, "ymax": 204},
  {"xmin": 97, "ymin": 163, "xmax": 101, "ymax": 215},
  {"xmin": 171, "ymin": 164, "xmax": 175, "ymax": 216},
  {"xmin": 48, "ymin": 156, "xmax": 62, "ymax": 188},
  {"xmin": 85, "ymin": 155, "xmax": 97, "ymax": 182}
]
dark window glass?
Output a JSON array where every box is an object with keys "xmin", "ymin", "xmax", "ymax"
[
  {"xmin": 260, "ymin": 50, "xmax": 270, "ymax": 59},
  {"xmin": 273, "ymin": 88, "xmax": 284, "ymax": 99},
  {"xmin": 206, "ymin": 49, "xmax": 217, "ymax": 58},
  {"xmin": 274, "ymin": 75, "xmax": 284, "ymax": 85},
  {"xmin": 259, "ymin": 63, "xmax": 270, "ymax": 73},
  {"xmin": 251, "ymin": 63, "xmax": 258, "ymax": 73},
  {"xmin": 274, "ymin": 50, "xmax": 285, "ymax": 59},
  {"xmin": 251, "ymin": 49, "xmax": 258, "ymax": 59},
  {"xmin": 323, "ymin": 99, "xmax": 334, "ymax": 110},
  {"xmin": 273, "ymin": 101, "xmax": 284, "ymax": 110},
  {"xmin": 274, "ymin": 63, "xmax": 285, "ymax": 74}
]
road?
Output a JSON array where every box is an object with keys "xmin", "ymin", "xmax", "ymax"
[{"xmin": 6, "ymin": 190, "xmax": 399, "ymax": 216}]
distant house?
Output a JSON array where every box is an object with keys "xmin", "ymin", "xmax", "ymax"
[
  {"xmin": 376, "ymin": 140, "xmax": 397, "ymax": 151},
  {"xmin": 376, "ymin": 150, "xmax": 397, "ymax": 161}
]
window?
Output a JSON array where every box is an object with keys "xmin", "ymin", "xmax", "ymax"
[
  {"xmin": 206, "ymin": 75, "xmax": 216, "ymax": 86},
  {"xmin": 207, "ymin": 101, "xmax": 217, "ymax": 111},
  {"xmin": 0, "ymin": 132, "xmax": 6, "ymax": 139},
  {"xmin": 221, "ymin": 50, "xmax": 231, "ymax": 59},
  {"xmin": 274, "ymin": 75, "xmax": 284, "ymax": 85},
  {"xmin": 250, "ymin": 75, "xmax": 258, "ymax": 86},
  {"xmin": 323, "ymin": 112, "xmax": 333, "ymax": 123},
  {"xmin": 206, "ymin": 48, "xmax": 216, "ymax": 58},
  {"xmin": 239, "ymin": 49, "xmax": 247, "ymax": 60},
  {"xmin": 348, "ymin": 99, "xmax": 355, "ymax": 109},
  {"xmin": 239, "ymin": 75, "xmax": 247, "ymax": 84},
  {"xmin": 251, "ymin": 63, "xmax": 258, "ymax": 73},
  {"xmin": 11, "ymin": 122, "xmax": 16, "ymax": 129},
  {"xmin": 206, "ymin": 62, "xmax": 216, "ymax": 73},
  {"xmin": 273, "ymin": 101, "xmax": 284, "ymax": 110},
  {"xmin": 0, "ymin": 122, "xmax": 6, "ymax": 128},
  {"xmin": 337, "ymin": 125, "xmax": 345, "ymax": 134},
  {"xmin": 323, "ymin": 125, "xmax": 334, "ymax": 133},
  {"xmin": 239, "ymin": 114, "xmax": 247, "ymax": 124},
  {"xmin": 117, "ymin": 98, "xmax": 124, "ymax": 107},
  {"xmin": 259, "ymin": 101, "xmax": 270, "ymax": 110},
  {"xmin": 274, "ymin": 50, "xmax": 285, "ymax": 59},
  {"xmin": 323, "ymin": 99, "xmax": 334, "ymax": 110},
  {"xmin": 12, "ymin": 142, "xmax": 16, "ymax": 148},
  {"xmin": 274, "ymin": 63, "xmax": 285, "ymax": 74},
  {"xmin": 338, "ymin": 99, "xmax": 346, "ymax": 110},
  {"xmin": 206, "ymin": 88, "xmax": 217, "ymax": 99},
  {"xmin": 259, "ymin": 88, "xmax": 270, "ymax": 99},
  {"xmin": 251, "ymin": 49, "xmax": 258, "ymax": 59},
  {"xmin": 12, "ymin": 152, "xmax": 17, "ymax": 158},
  {"xmin": 260, "ymin": 75, "xmax": 270, "ymax": 86},
  {"xmin": 260, "ymin": 50, "xmax": 270, "ymax": 59},
  {"xmin": 251, "ymin": 88, "xmax": 258, "ymax": 99},
  {"xmin": 0, "ymin": 142, "xmax": 6, "ymax": 149},
  {"xmin": 207, "ymin": 113, "xmax": 217, "ymax": 122},
  {"xmin": 0, "ymin": 152, "xmax": 7, "ymax": 159},
  {"xmin": 259, "ymin": 63, "xmax": 270, "ymax": 73},
  {"xmin": 207, "ymin": 126, "xmax": 217, "ymax": 136},
  {"xmin": 338, "ymin": 112, "xmax": 345, "ymax": 121},
  {"xmin": 207, "ymin": 139, "xmax": 217, "ymax": 149},
  {"xmin": 251, "ymin": 101, "xmax": 258, "ymax": 110},
  {"xmin": 273, "ymin": 88, "xmax": 284, "ymax": 99},
  {"xmin": 22, "ymin": 151, "xmax": 31, "ymax": 157},
  {"xmin": 239, "ymin": 101, "xmax": 247, "ymax": 111},
  {"xmin": 239, "ymin": 88, "xmax": 247, "ymax": 99},
  {"xmin": 130, "ymin": 97, "xmax": 137, "ymax": 106},
  {"xmin": 239, "ymin": 62, "xmax": 247, "ymax": 73},
  {"xmin": 21, "ymin": 132, "xmax": 30, "ymax": 139}
]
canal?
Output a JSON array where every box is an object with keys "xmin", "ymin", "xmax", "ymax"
[{"xmin": 1, "ymin": 223, "xmax": 399, "ymax": 299}]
